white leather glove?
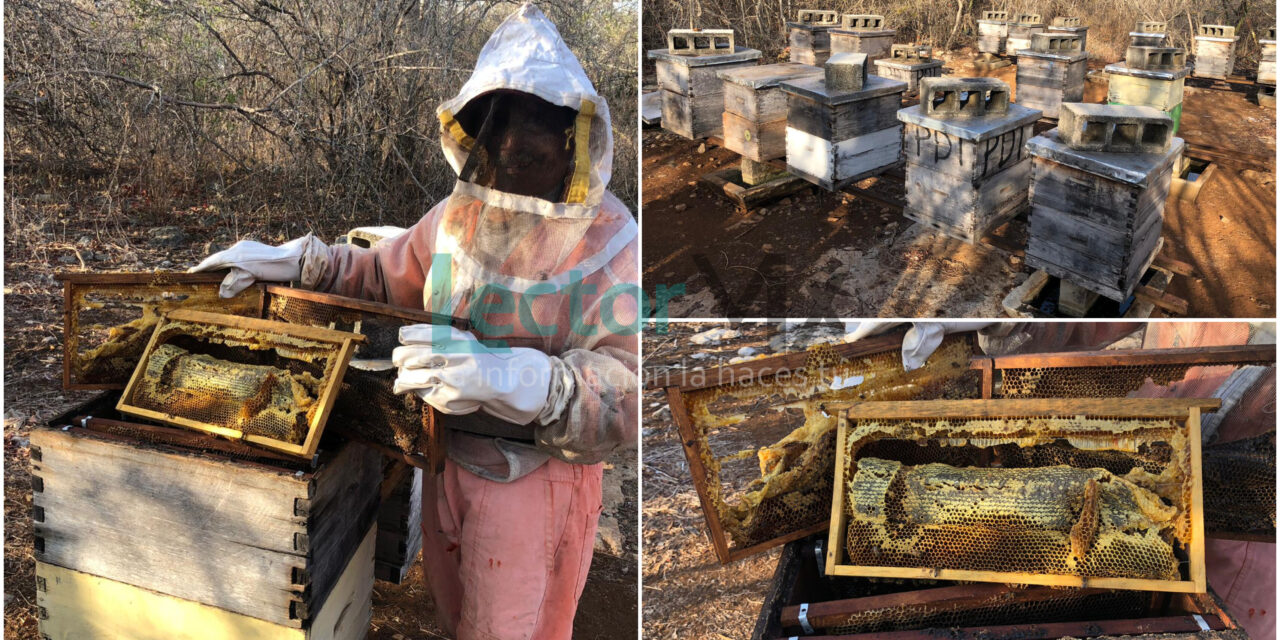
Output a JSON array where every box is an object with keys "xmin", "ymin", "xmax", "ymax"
[
  {"xmin": 189, "ymin": 234, "xmax": 329, "ymax": 298},
  {"xmin": 392, "ymin": 325, "xmax": 574, "ymax": 426},
  {"xmin": 845, "ymin": 321, "xmax": 995, "ymax": 370}
]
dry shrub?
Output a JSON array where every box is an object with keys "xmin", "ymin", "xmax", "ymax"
[
  {"xmin": 643, "ymin": 0, "xmax": 1275, "ymax": 76},
  {"xmin": 5, "ymin": 0, "xmax": 638, "ymax": 233}
]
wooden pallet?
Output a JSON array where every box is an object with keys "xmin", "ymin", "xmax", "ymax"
[{"xmin": 699, "ymin": 164, "xmax": 813, "ymax": 212}]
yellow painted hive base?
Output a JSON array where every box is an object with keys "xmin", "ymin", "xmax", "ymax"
[{"xmin": 37, "ymin": 525, "xmax": 375, "ymax": 640}]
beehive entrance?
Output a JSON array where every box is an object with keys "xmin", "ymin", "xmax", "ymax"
[
  {"xmin": 828, "ymin": 398, "xmax": 1214, "ymax": 592},
  {"xmin": 669, "ymin": 332, "xmax": 981, "ymax": 562}
]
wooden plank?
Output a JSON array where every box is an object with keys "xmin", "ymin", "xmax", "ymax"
[
  {"xmin": 263, "ymin": 285, "xmax": 459, "ymax": 328},
  {"xmin": 54, "ymin": 271, "xmax": 232, "ymax": 284},
  {"xmin": 663, "ymin": 331, "xmax": 906, "ymax": 391},
  {"xmin": 725, "ymin": 521, "xmax": 829, "ymax": 563},
  {"xmin": 969, "ymin": 345, "xmax": 1275, "ymax": 370},
  {"xmin": 823, "ymin": 563, "xmax": 1200, "ymax": 592},
  {"xmin": 165, "ymin": 308, "xmax": 366, "ymax": 345},
  {"xmin": 36, "ymin": 525, "xmax": 374, "ymax": 640},
  {"xmin": 824, "ymin": 416, "xmax": 849, "ymax": 577},
  {"xmin": 666, "ymin": 387, "xmax": 731, "ymax": 564},
  {"xmin": 796, "ymin": 615, "xmax": 1226, "ymax": 640},
  {"xmin": 780, "ymin": 584, "xmax": 1111, "ymax": 628},
  {"xmin": 1135, "ymin": 285, "xmax": 1190, "ymax": 315},
  {"xmin": 1188, "ymin": 407, "xmax": 1207, "ymax": 592},
  {"xmin": 840, "ymin": 397, "xmax": 1221, "ymax": 419}
]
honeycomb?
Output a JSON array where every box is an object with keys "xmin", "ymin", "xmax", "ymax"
[
  {"xmin": 998, "ymin": 363, "xmax": 1238, "ymax": 398},
  {"xmin": 822, "ymin": 587, "xmax": 1148, "ymax": 635},
  {"xmin": 682, "ymin": 334, "xmax": 980, "ymax": 553},
  {"xmin": 837, "ymin": 413, "xmax": 1196, "ymax": 583},
  {"xmin": 845, "ymin": 460, "xmax": 1179, "ymax": 580},
  {"xmin": 64, "ymin": 275, "xmax": 261, "ymax": 387},
  {"xmin": 120, "ymin": 315, "xmax": 346, "ymax": 448},
  {"xmin": 1203, "ymin": 431, "xmax": 1275, "ymax": 538},
  {"xmin": 131, "ymin": 343, "xmax": 319, "ymax": 444}
]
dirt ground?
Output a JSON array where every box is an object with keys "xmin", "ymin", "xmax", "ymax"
[
  {"xmin": 641, "ymin": 49, "xmax": 1276, "ymax": 318},
  {"xmin": 1, "ymin": 173, "xmax": 637, "ymax": 639}
]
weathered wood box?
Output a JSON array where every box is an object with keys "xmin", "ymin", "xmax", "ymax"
[
  {"xmin": 375, "ymin": 465, "xmax": 424, "ymax": 584},
  {"xmin": 718, "ymin": 63, "xmax": 823, "ymax": 162},
  {"xmin": 1105, "ymin": 57, "xmax": 1190, "ymax": 132},
  {"xmin": 1131, "ymin": 21, "xmax": 1168, "ymax": 46},
  {"xmin": 977, "ymin": 11, "xmax": 1009, "ymax": 54},
  {"xmin": 649, "ymin": 41, "xmax": 762, "ymax": 139},
  {"xmin": 788, "ymin": 10, "xmax": 839, "ymax": 66},
  {"xmin": 872, "ymin": 45, "xmax": 942, "ymax": 92},
  {"xmin": 1259, "ymin": 29, "xmax": 1276, "ymax": 85},
  {"xmin": 780, "ymin": 54, "xmax": 907, "ymax": 190},
  {"xmin": 1193, "ymin": 25, "xmax": 1238, "ymax": 79},
  {"xmin": 1026, "ymin": 104, "xmax": 1184, "ymax": 301},
  {"xmin": 1048, "ymin": 16, "xmax": 1088, "ymax": 52},
  {"xmin": 1015, "ymin": 32, "xmax": 1088, "ymax": 118},
  {"xmin": 32, "ymin": 399, "xmax": 384, "ymax": 631},
  {"xmin": 899, "ymin": 77, "xmax": 1041, "ymax": 243},
  {"xmin": 1006, "ymin": 14, "xmax": 1046, "ymax": 54},
  {"xmin": 830, "ymin": 15, "xmax": 895, "ymax": 63}
]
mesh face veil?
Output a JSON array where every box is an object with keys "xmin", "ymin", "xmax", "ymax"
[{"xmin": 431, "ymin": 4, "xmax": 634, "ymax": 318}]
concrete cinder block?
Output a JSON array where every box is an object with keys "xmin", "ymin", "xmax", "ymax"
[
  {"xmin": 1136, "ymin": 21, "xmax": 1168, "ymax": 33},
  {"xmin": 1059, "ymin": 103, "xmax": 1173, "ymax": 154},
  {"xmin": 1198, "ymin": 24, "xmax": 1236, "ymax": 38},
  {"xmin": 920, "ymin": 77, "xmax": 1010, "ymax": 118},
  {"xmin": 796, "ymin": 9, "xmax": 839, "ymax": 25},
  {"xmin": 1125, "ymin": 46, "xmax": 1188, "ymax": 70},
  {"xmin": 667, "ymin": 29, "xmax": 735, "ymax": 56},
  {"xmin": 1031, "ymin": 33, "xmax": 1083, "ymax": 53},
  {"xmin": 1014, "ymin": 13, "xmax": 1043, "ymax": 24},
  {"xmin": 825, "ymin": 52, "xmax": 868, "ymax": 92},
  {"xmin": 890, "ymin": 44, "xmax": 933, "ymax": 61},
  {"xmin": 1259, "ymin": 84, "xmax": 1276, "ymax": 108},
  {"xmin": 982, "ymin": 10, "xmax": 1009, "ymax": 21},
  {"xmin": 841, "ymin": 14, "xmax": 885, "ymax": 30},
  {"xmin": 1052, "ymin": 16, "xmax": 1082, "ymax": 28}
]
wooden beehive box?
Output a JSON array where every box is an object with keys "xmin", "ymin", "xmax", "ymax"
[
  {"xmin": 872, "ymin": 45, "xmax": 943, "ymax": 92},
  {"xmin": 830, "ymin": 15, "xmax": 895, "ymax": 63},
  {"xmin": 718, "ymin": 63, "xmax": 823, "ymax": 162},
  {"xmin": 788, "ymin": 10, "xmax": 839, "ymax": 66},
  {"xmin": 1193, "ymin": 25, "xmax": 1238, "ymax": 79},
  {"xmin": 1025, "ymin": 104, "xmax": 1183, "ymax": 301},
  {"xmin": 826, "ymin": 398, "xmax": 1217, "ymax": 593},
  {"xmin": 32, "ymin": 406, "xmax": 383, "ymax": 631},
  {"xmin": 898, "ymin": 77, "xmax": 1041, "ymax": 243},
  {"xmin": 375, "ymin": 464, "xmax": 424, "ymax": 584},
  {"xmin": 648, "ymin": 42, "xmax": 762, "ymax": 139},
  {"xmin": 1006, "ymin": 14, "xmax": 1046, "ymax": 53},
  {"xmin": 1259, "ymin": 29, "xmax": 1276, "ymax": 85},
  {"xmin": 977, "ymin": 11, "xmax": 1010, "ymax": 54},
  {"xmin": 1105, "ymin": 60, "xmax": 1190, "ymax": 132},
  {"xmin": 1015, "ymin": 32, "xmax": 1088, "ymax": 118},
  {"xmin": 780, "ymin": 57, "xmax": 906, "ymax": 190}
]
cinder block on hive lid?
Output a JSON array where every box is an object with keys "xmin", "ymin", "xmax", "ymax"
[
  {"xmin": 891, "ymin": 44, "xmax": 933, "ymax": 61},
  {"xmin": 1030, "ymin": 32, "xmax": 1083, "ymax": 53},
  {"xmin": 842, "ymin": 14, "xmax": 885, "ymax": 30},
  {"xmin": 1052, "ymin": 17, "xmax": 1082, "ymax": 28},
  {"xmin": 982, "ymin": 11, "xmax": 1009, "ymax": 21},
  {"xmin": 920, "ymin": 77, "xmax": 1010, "ymax": 118},
  {"xmin": 1136, "ymin": 21, "xmax": 1167, "ymax": 34},
  {"xmin": 796, "ymin": 9, "xmax": 839, "ymax": 26},
  {"xmin": 1198, "ymin": 24, "xmax": 1236, "ymax": 38},
  {"xmin": 1130, "ymin": 21, "xmax": 1168, "ymax": 47},
  {"xmin": 825, "ymin": 52, "xmax": 868, "ymax": 92},
  {"xmin": 667, "ymin": 29, "xmax": 735, "ymax": 56},
  {"xmin": 1059, "ymin": 103, "xmax": 1173, "ymax": 155},
  {"xmin": 1126, "ymin": 46, "xmax": 1188, "ymax": 71}
]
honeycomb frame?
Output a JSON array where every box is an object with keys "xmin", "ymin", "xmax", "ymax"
[
  {"xmin": 117, "ymin": 308, "xmax": 364, "ymax": 459},
  {"xmin": 57, "ymin": 272, "xmax": 266, "ymax": 390},
  {"xmin": 662, "ymin": 330, "xmax": 982, "ymax": 564},
  {"xmin": 825, "ymin": 398, "xmax": 1218, "ymax": 593}
]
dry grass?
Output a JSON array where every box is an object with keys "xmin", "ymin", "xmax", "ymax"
[{"xmin": 643, "ymin": 0, "xmax": 1276, "ymax": 74}]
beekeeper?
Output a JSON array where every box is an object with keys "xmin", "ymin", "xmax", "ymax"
[{"xmin": 191, "ymin": 4, "xmax": 638, "ymax": 638}]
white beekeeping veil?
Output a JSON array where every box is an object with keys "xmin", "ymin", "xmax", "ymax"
[{"xmin": 430, "ymin": 3, "xmax": 634, "ymax": 317}]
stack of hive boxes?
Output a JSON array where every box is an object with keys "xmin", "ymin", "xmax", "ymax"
[
  {"xmin": 1047, "ymin": 16, "xmax": 1089, "ymax": 52},
  {"xmin": 1025, "ymin": 103, "xmax": 1184, "ymax": 310},
  {"xmin": 1006, "ymin": 14, "xmax": 1046, "ymax": 54},
  {"xmin": 788, "ymin": 9, "xmax": 839, "ymax": 65},
  {"xmin": 899, "ymin": 77, "xmax": 1042, "ymax": 243},
  {"xmin": 32, "ymin": 411, "xmax": 383, "ymax": 639},
  {"xmin": 1192, "ymin": 24, "xmax": 1239, "ymax": 79},
  {"xmin": 830, "ymin": 14, "xmax": 896, "ymax": 63},
  {"xmin": 375, "ymin": 466, "xmax": 425, "ymax": 584},
  {"xmin": 1015, "ymin": 32, "xmax": 1088, "ymax": 118},
  {"xmin": 1260, "ymin": 28, "xmax": 1276, "ymax": 107},
  {"xmin": 780, "ymin": 53, "xmax": 906, "ymax": 190},
  {"xmin": 649, "ymin": 29, "xmax": 762, "ymax": 139},
  {"xmin": 1105, "ymin": 26, "xmax": 1190, "ymax": 132},
  {"xmin": 718, "ymin": 62, "xmax": 823, "ymax": 183},
  {"xmin": 873, "ymin": 44, "xmax": 943, "ymax": 92},
  {"xmin": 977, "ymin": 11, "xmax": 1010, "ymax": 55}
]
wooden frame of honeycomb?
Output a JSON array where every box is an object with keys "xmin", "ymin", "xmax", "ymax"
[
  {"xmin": 825, "ymin": 397, "xmax": 1218, "ymax": 593},
  {"xmin": 117, "ymin": 309, "xmax": 364, "ymax": 459}
]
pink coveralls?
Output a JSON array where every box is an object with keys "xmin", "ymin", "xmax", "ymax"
[{"xmin": 313, "ymin": 193, "xmax": 639, "ymax": 639}]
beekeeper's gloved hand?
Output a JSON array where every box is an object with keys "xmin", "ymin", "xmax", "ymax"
[
  {"xmin": 844, "ymin": 321, "xmax": 995, "ymax": 370},
  {"xmin": 392, "ymin": 325, "xmax": 575, "ymax": 426},
  {"xmin": 188, "ymin": 234, "xmax": 330, "ymax": 298}
]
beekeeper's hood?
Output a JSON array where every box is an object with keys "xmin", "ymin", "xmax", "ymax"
[{"xmin": 436, "ymin": 2, "xmax": 613, "ymax": 213}]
